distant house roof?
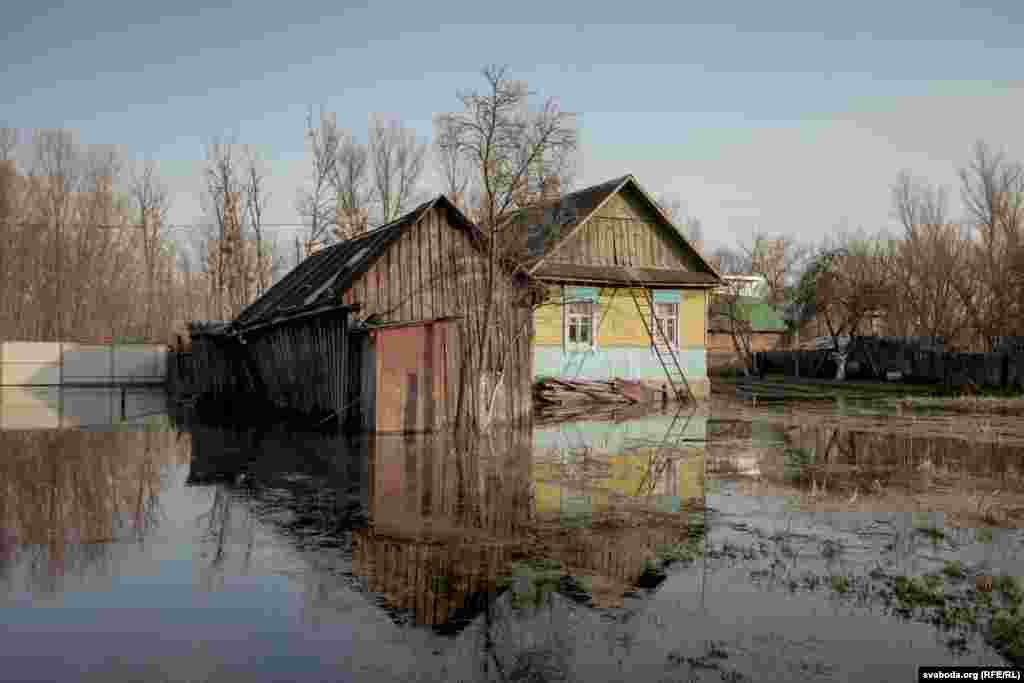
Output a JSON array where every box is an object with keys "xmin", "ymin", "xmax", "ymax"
[
  {"xmin": 501, "ymin": 174, "xmax": 720, "ymax": 286},
  {"xmin": 231, "ymin": 195, "xmax": 484, "ymax": 332},
  {"xmin": 709, "ymin": 297, "xmax": 788, "ymax": 333}
]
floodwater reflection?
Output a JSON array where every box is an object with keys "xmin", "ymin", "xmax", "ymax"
[{"xmin": 1, "ymin": 397, "xmax": 1021, "ymax": 681}]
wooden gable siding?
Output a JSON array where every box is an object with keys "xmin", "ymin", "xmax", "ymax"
[
  {"xmin": 340, "ymin": 206, "xmax": 533, "ymax": 428},
  {"xmin": 339, "ymin": 206, "xmax": 480, "ymax": 323},
  {"xmin": 546, "ymin": 186, "xmax": 701, "ymax": 271}
]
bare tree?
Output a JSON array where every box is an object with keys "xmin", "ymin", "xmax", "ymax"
[
  {"xmin": 330, "ymin": 131, "xmax": 370, "ymax": 240},
  {"xmin": 244, "ymin": 149, "xmax": 271, "ymax": 295},
  {"xmin": 794, "ymin": 234, "xmax": 891, "ymax": 379},
  {"xmin": 743, "ymin": 233, "xmax": 809, "ymax": 306},
  {"xmin": 957, "ymin": 141, "xmax": 1024, "ymax": 349},
  {"xmin": 32, "ymin": 129, "xmax": 82, "ymax": 339},
  {"xmin": 708, "ymin": 246, "xmax": 747, "ymax": 274},
  {"xmin": 889, "ymin": 171, "xmax": 969, "ymax": 345},
  {"xmin": 130, "ymin": 159, "xmax": 170, "ymax": 337},
  {"xmin": 655, "ymin": 193, "xmax": 703, "ymax": 249},
  {"xmin": 368, "ymin": 114, "xmax": 427, "ymax": 223},
  {"xmin": 434, "ymin": 116, "xmax": 471, "ymax": 211},
  {"xmin": 204, "ymin": 137, "xmax": 253, "ymax": 319},
  {"xmin": 437, "ymin": 65, "xmax": 578, "ymax": 429},
  {"xmin": 297, "ymin": 109, "xmax": 340, "ymax": 249}
]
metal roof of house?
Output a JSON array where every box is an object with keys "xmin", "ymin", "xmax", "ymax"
[{"xmin": 231, "ymin": 195, "xmax": 482, "ymax": 332}]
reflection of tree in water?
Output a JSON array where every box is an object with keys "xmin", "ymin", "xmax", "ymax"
[
  {"xmin": 185, "ymin": 420, "xmax": 707, "ymax": 641},
  {"xmin": 0, "ymin": 426, "xmax": 188, "ymax": 593}
]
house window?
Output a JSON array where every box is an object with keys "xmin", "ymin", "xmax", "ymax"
[
  {"xmin": 566, "ymin": 301, "xmax": 595, "ymax": 346},
  {"xmin": 653, "ymin": 301, "xmax": 679, "ymax": 347}
]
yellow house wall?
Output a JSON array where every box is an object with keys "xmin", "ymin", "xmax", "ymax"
[{"xmin": 532, "ymin": 287, "xmax": 708, "ymax": 349}]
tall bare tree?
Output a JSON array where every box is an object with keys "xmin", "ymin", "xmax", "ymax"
[
  {"xmin": 297, "ymin": 109, "xmax": 341, "ymax": 249},
  {"xmin": 957, "ymin": 141, "xmax": 1024, "ymax": 349},
  {"xmin": 889, "ymin": 171, "xmax": 969, "ymax": 345},
  {"xmin": 368, "ymin": 114, "xmax": 427, "ymax": 223},
  {"xmin": 130, "ymin": 159, "xmax": 170, "ymax": 337},
  {"xmin": 434, "ymin": 117, "xmax": 471, "ymax": 211},
  {"xmin": 436, "ymin": 65, "xmax": 578, "ymax": 429},
  {"xmin": 31, "ymin": 129, "xmax": 82, "ymax": 339},
  {"xmin": 244, "ymin": 149, "xmax": 271, "ymax": 295},
  {"xmin": 204, "ymin": 137, "xmax": 254, "ymax": 319},
  {"xmin": 331, "ymin": 131, "xmax": 370, "ymax": 240}
]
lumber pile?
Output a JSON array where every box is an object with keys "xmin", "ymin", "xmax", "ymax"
[{"xmin": 533, "ymin": 377, "xmax": 663, "ymax": 409}]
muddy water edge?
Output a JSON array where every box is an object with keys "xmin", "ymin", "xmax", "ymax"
[{"xmin": 0, "ymin": 388, "xmax": 1021, "ymax": 682}]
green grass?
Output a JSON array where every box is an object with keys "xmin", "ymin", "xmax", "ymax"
[
  {"xmin": 893, "ymin": 576, "xmax": 946, "ymax": 608},
  {"xmin": 990, "ymin": 609, "xmax": 1024, "ymax": 662},
  {"xmin": 830, "ymin": 575, "xmax": 851, "ymax": 594},
  {"xmin": 942, "ymin": 561, "xmax": 967, "ymax": 580}
]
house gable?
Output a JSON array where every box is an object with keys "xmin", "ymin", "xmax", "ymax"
[
  {"xmin": 517, "ymin": 176, "xmax": 720, "ymax": 287},
  {"xmin": 544, "ymin": 182, "xmax": 705, "ymax": 272}
]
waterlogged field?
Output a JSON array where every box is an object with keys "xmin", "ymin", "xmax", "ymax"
[{"xmin": 0, "ymin": 389, "xmax": 1021, "ymax": 681}]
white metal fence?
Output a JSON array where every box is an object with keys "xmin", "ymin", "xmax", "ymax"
[{"xmin": 0, "ymin": 341, "xmax": 167, "ymax": 386}]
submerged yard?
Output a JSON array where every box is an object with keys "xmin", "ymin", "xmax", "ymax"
[{"xmin": 0, "ymin": 387, "xmax": 1022, "ymax": 681}]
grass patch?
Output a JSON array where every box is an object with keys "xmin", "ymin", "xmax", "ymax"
[
  {"xmin": 896, "ymin": 395, "xmax": 1024, "ymax": 415},
  {"xmin": 894, "ymin": 576, "xmax": 946, "ymax": 608},
  {"xmin": 990, "ymin": 609, "xmax": 1024, "ymax": 662},
  {"xmin": 914, "ymin": 525, "xmax": 946, "ymax": 542},
  {"xmin": 830, "ymin": 575, "xmax": 851, "ymax": 594},
  {"xmin": 995, "ymin": 575, "xmax": 1024, "ymax": 607},
  {"xmin": 942, "ymin": 561, "xmax": 966, "ymax": 580},
  {"xmin": 656, "ymin": 541, "xmax": 702, "ymax": 565}
]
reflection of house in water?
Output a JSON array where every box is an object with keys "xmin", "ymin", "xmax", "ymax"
[
  {"xmin": 532, "ymin": 409, "xmax": 706, "ymax": 520},
  {"xmin": 184, "ymin": 414, "xmax": 709, "ymax": 631}
]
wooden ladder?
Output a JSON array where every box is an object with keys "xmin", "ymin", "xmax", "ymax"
[
  {"xmin": 635, "ymin": 406, "xmax": 699, "ymax": 496},
  {"xmin": 625, "ymin": 274, "xmax": 695, "ymax": 404}
]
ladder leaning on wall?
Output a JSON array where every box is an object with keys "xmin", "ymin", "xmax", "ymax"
[{"xmin": 623, "ymin": 268, "xmax": 695, "ymax": 403}]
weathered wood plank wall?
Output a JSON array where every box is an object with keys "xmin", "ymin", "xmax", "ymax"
[
  {"xmin": 546, "ymin": 188, "xmax": 702, "ymax": 271},
  {"xmin": 341, "ymin": 205, "xmax": 533, "ymax": 429}
]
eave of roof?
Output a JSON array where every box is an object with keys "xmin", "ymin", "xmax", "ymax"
[{"xmin": 533, "ymin": 263, "xmax": 720, "ymax": 287}]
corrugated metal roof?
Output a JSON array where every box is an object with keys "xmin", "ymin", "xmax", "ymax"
[{"xmin": 232, "ymin": 196, "xmax": 481, "ymax": 331}]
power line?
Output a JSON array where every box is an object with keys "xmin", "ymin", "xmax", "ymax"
[{"xmin": 3, "ymin": 219, "xmax": 315, "ymax": 231}]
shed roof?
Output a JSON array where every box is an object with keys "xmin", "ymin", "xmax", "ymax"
[{"xmin": 231, "ymin": 195, "xmax": 483, "ymax": 332}]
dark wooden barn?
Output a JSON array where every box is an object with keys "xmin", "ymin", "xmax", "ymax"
[{"xmin": 189, "ymin": 195, "xmax": 534, "ymax": 433}]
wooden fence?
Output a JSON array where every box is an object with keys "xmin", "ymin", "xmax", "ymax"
[{"xmin": 756, "ymin": 339, "xmax": 1024, "ymax": 388}]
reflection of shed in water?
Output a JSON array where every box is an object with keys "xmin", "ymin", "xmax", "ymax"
[{"xmin": 351, "ymin": 428, "xmax": 534, "ymax": 631}]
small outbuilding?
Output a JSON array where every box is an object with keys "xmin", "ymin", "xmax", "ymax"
[{"xmin": 191, "ymin": 195, "xmax": 533, "ymax": 433}]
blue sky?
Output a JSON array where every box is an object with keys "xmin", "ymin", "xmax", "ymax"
[{"xmin": 4, "ymin": 0, "xmax": 1024, "ymax": 250}]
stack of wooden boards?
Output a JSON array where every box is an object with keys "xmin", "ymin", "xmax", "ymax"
[{"xmin": 533, "ymin": 377, "xmax": 664, "ymax": 409}]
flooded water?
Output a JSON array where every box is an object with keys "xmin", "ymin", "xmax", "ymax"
[{"xmin": 1, "ymin": 389, "xmax": 1023, "ymax": 681}]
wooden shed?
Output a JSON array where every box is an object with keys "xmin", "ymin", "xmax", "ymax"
[{"xmin": 211, "ymin": 195, "xmax": 533, "ymax": 432}]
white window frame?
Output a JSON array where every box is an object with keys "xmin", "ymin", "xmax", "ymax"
[
  {"xmin": 564, "ymin": 299, "xmax": 596, "ymax": 350},
  {"xmin": 652, "ymin": 300, "xmax": 679, "ymax": 348}
]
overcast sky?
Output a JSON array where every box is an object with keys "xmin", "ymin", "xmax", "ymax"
[{"xmin": 4, "ymin": 0, "xmax": 1024, "ymax": 250}]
